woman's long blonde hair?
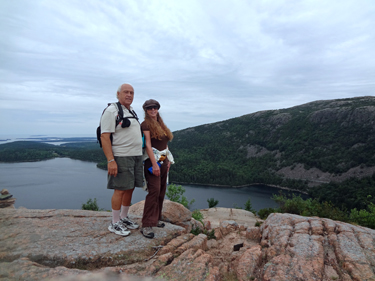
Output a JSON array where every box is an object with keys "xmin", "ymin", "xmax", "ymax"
[{"xmin": 144, "ymin": 111, "xmax": 173, "ymax": 141}]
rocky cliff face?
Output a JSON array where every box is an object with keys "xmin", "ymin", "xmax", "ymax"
[{"xmin": 1, "ymin": 202, "xmax": 375, "ymax": 281}]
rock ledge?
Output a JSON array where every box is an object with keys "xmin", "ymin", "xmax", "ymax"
[{"xmin": 1, "ymin": 205, "xmax": 375, "ymax": 281}]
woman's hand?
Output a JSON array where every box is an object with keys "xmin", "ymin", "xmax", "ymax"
[{"xmin": 152, "ymin": 163, "xmax": 160, "ymax": 176}]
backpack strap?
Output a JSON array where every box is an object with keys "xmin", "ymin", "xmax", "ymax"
[
  {"xmin": 113, "ymin": 102, "xmax": 124, "ymax": 127},
  {"xmin": 128, "ymin": 109, "xmax": 139, "ymax": 121}
]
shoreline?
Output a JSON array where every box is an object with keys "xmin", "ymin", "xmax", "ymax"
[{"xmin": 171, "ymin": 181, "xmax": 309, "ymax": 195}]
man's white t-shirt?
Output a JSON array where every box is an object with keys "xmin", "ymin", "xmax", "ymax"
[{"xmin": 100, "ymin": 103, "xmax": 143, "ymax": 157}]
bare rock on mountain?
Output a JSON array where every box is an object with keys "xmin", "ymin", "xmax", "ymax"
[
  {"xmin": 156, "ymin": 248, "xmax": 218, "ymax": 280},
  {"xmin": 200, "ymin": 207, "xmax": 259, "ymax": 229},
  {"xmin": 260, "ymin": 213, "xmax": 375, "ymax": 281},
  {"xmin": 269, "ymin": 112, "xmax": 292, "ymax": 127},
  {"xmin": 0, "ymin": 208, "xmax": 185, "ymax": 272},
  {"xmin": 1, "ymin": 208, "xmax": 375, "ymax": 281},
  {"xmin": 309, "ymin": 105, "xmax": 375, "ymax": 126},
  {"xmin": 244, "ymin": 144, "xmax": 270, "ymax": 158},
  {"xmin": 276, "ymin": 163, "xmax": 375, "ymax": 187}
]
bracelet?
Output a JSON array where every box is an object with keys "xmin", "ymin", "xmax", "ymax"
[{"xmin": 108, "ymin": 159, "xmax": 115, "ymax": 163}]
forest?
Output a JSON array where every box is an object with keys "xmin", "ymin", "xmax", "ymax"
[
  {"xmin": 1, "ymin": 96, "xmax": 374, "ymax": 216},
  {"xmin": 0, "ymin": 141, "xmax": 104, "ymax": 163}
]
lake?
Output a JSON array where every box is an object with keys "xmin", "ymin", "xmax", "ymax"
[{"xmin": 0, "ymin": 158, "xmax": 300, "ymax": 211}]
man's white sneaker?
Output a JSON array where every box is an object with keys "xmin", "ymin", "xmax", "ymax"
[
  {"xmin": 120, "ymin": 216, "xmax": 139, "ymax": 229},
  {"xmin": 108, "ymin": 222, "xmax": 131, "ymax": 236}
]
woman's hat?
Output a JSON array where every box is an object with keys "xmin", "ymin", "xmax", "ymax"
[{"xmin": 143, "ymin": 99, "xmax": 161, "ymax": 110}]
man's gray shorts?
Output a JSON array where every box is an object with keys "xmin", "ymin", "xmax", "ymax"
[{"xmin": 107, "ymin": 156, "xmax": 143, "ymax": 190}]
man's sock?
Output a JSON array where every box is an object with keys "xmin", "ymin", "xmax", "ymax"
[
  {"xmin": 112, "ymin": 209, "xmax": 121, "ymax": 224},
  {"xmin": 120, "ymin": 205, "xmax": 130, "ymax": 219}
]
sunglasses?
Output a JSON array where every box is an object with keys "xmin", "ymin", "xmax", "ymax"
[{"xmin": 146, "ymin": 106, "xmax": 158, "ymax": 110}]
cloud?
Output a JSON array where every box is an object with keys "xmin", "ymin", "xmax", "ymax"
[{"xmin": 0, "ymin": 0, "xmax": 374, "ymax": 136}]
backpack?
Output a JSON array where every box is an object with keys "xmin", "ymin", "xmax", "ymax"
[{"xmin": 96, "ymin": 102, "xmax": 144, "ymax": 148}]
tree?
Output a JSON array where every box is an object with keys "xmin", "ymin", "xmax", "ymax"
[
  {"xmin": 165, "ymin": 184, "xmax": 195, "ymax": 209},
  {"xmin": 82, "ymin": 198, "xmax": 102, "ymax": 211},
  {"xmin": 244, "ymin": 197, "xmax": 256, "ymax": 214},
  {"xmin": 207, "ymin": 198, "xmax": 219, "ymax": 208}
]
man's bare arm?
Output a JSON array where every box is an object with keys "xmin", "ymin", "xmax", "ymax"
[{"xmin": 101, "ymin": 133, "xmax": 118, "ymax": 177}]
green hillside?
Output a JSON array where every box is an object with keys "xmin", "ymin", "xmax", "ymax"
[{"xmin": 168, "ymin": 96, "xmax": 375, "ymax": 208}]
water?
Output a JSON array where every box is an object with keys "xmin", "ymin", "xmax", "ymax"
[
  {"xmin": 0, "ymin": 158, "xmax": 299, "ymax": 211},
  {"xmin": 182, "ymin": 184, "xmax": 282, "ymax": 211},
  {"xmin": 0, "ymin": 134, "xmax": 95, "ymax": 146}
]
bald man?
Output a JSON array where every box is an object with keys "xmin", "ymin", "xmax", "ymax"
[{"xmin": 100, "ymin": 83, "xmax": 143, "ymax": 236}]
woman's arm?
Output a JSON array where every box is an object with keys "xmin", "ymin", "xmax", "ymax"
[
  {"xmin": 144, "ymin": 130, "xmax": 160, "ymax": 176},
  {"xmin": 166, "ymin": 145, "xmax": 171, "ymax": 170}
]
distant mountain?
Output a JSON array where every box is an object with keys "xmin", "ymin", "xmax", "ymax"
[
  {"xmin": 0, "ymin": 141, "xmax": 104, "ymax": 163},
  {"xmin": 169, "ymin": 96, "xmax": 375, "ymax": 193}
]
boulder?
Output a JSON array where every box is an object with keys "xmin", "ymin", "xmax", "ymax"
[
  {"xmin": 0, "ymin": 189, "xmax": 15, "ymax": 208},
  {"xmin": 174, "ymin": 233, "xmax": 208, "ymax": 255},
  {"xmin": 129, "ymin": 200, "xmax": 192, "ymax": 230},
  {"xmin": 156, "ymin": 248, "xmax": 218, "ymax": 280},
  {"xmin": 246, "ymin": 226, "xmax": 261, "ymax": 241},
  {"xmin": 190, "ymin": 218, "xmax": 204, "ymax": 231},
  {"xmin": 203, "ymin": 220, "xmax": 211, "ymax": 230},
  {"xmin": 220, "ymin": 220, "xmax": 239, "ymax": 236},
  {"xmin": 1, "ymin": 189, "xmax": 10, "ymax": 195},
  {"xmin": 200, "ymin": 207, "xmax": 259, "ymax": 229},
  {"xmin": 0, "ymin": 198, "xmax": 15, "ymax": 208},
  {"xmin": 158, "ymin": 233, "xmax": 195, "ymax": 255},
  {"xmin": 235, "ymin": 245, "xmax": 262, "ymax": 281}
]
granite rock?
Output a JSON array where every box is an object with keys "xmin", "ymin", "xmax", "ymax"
[{"xmin": 1, "ymin": 209, "xmax": 375, "ymax": 281}]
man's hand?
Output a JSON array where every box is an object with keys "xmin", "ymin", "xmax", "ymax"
[
  {"xmin": 108, "ymin": 161, "xmax": 118, "ymax": 177},
  {"xmin": 101, "ymin": 133, "xmax": 117, "ymax": 177}
]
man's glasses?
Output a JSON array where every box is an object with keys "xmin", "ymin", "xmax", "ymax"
[{"xmin": 146, "ymin": 106, "xmax": 158, "ymax": 110}]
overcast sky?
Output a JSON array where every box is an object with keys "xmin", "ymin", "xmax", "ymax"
[{"xmin": 1, "ymin": 0, "xmax": 374, "ymax": 137}]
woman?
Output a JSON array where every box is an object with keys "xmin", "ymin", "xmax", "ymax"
[{"xmin": 140, "ymin": 99, "xmax": 174, "ymax": 239}]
